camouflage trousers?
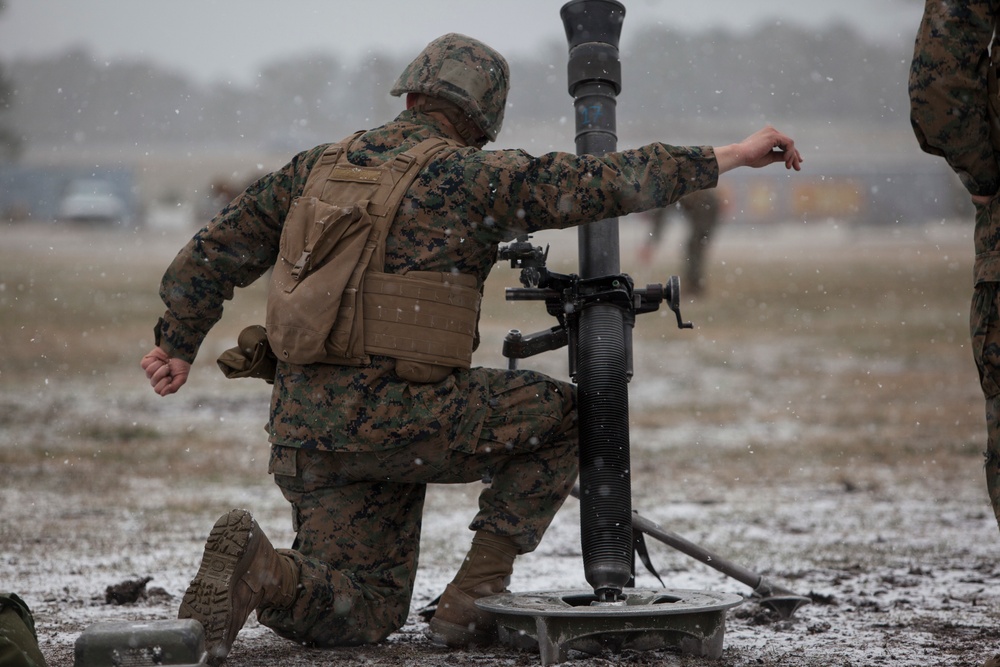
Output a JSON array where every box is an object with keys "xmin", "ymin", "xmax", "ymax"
[
  {"xmin": 973, "ymin": 279, "xmax": 1000, "ymax": 532},
  {"xmin": 969, "ymin": 202, "xmax": 1000, "ymax": 525},
  {"xmin": 257, "ymin": 369, "xmax": 578, "ymax": 646}
]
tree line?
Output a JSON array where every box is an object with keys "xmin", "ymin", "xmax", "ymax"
[{"xmin": 0, "ymin": 21, "xmax": 911, "ymax": 159}]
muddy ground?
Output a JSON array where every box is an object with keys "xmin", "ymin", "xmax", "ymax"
[{"xmin": 3, "ymin": 218, "xmax": 1000, "ymax": 666}]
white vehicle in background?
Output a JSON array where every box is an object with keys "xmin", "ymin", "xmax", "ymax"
[{"xmin": 58, "ymin": 178, "xmax": 128, "ymax": 224}]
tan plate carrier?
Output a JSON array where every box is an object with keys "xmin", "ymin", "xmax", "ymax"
[{"xmin": 264, "ymin": 132, "xmax": 481, "ymax": 383}]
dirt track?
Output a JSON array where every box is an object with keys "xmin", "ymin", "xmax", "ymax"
[{"xmin": 3, "ymin": 220, "xmax": 1000, "ymax": 666}]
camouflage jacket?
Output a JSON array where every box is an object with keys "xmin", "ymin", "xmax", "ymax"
[
  {"xmin": 909, "ymin": 0, "xmax": 999, "ymax": 199},
  {"xmin": 156, "ymin": 109, "xmax": 718, "ymax": 452}
]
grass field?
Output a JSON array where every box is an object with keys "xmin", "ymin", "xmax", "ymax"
[{"xmin": 2, "ymin": 218, "xmax": 998, "ymax": 666}]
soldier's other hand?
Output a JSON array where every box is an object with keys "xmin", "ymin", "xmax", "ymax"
[
  {"xmin": 972, "ymin": 192, "xmax": 997, "ymax": 206},
  {"xmin": 716, "ymin": 126, "xmax": 803, "ymax": 174},
  {"xmin": 141, "ymin": 347, "xmax": 191, "ymax": 396}
]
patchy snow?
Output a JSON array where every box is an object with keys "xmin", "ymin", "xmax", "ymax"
[{"xmin": 3, "ymin": 221, "xmax": 1000, "ymax": 666}]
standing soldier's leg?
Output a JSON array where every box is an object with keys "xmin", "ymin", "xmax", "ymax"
[
  {"xmin": 681, "ymin": 191, "xmax": 720, "ymax": 296},
  {"xmin": 971, "ymin": 199, "xmax": 1000, "ymax": 533},
  {"xmin": 972, "ymin": 281, "xmax": 1000, "ymax": 530},
  {"xmin": 258, "ymin": 446, "xmax": 427, "ymax": 647},
  {"xmin": 638, "ymin": 209, "xmax": 667, "ymax": 265},
  {"xmin": 685, "ymin": 215, "xmax": 718, "ymax": 294}
]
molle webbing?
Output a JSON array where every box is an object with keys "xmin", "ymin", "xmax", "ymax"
[{"xmin": 363, "ymin": 271, "xmax": 480, "ymax": 369}]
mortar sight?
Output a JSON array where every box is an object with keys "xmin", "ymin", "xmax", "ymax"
[{"xmin": 498, "ymin": 235, "xmax": 548, "ymax": 271}]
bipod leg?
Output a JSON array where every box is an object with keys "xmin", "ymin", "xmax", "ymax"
[{"xmin": 569, "ymin": 486, "xmax": 810, "ymax": 619}]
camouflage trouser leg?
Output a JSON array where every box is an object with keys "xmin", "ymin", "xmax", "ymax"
[
  {"xmin": 257, "ymin": 368, "xmax": 578, "ymax": 646},
  {"xmin": 258, "ymin": 461, "xmax": 427, "ymax": 647},
  {"xmin": 462, "ymin": 368, "xmax": 578, "ymax": 552},
  {"xmin": 971, "ymin": 279, "xmax": 1000, "ymax": 532}
]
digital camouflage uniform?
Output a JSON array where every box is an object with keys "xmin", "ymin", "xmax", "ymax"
[
  {"xmin": 156, "ymin": 64, "xmax": 719, "ymax": 649},
  {"xmin": 910, "ymin": 0, "xmax": 1000, "ymax": 531}
]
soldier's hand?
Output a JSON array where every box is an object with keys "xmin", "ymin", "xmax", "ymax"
[
  {"xmin": 141, "ymin": 346, "xmax": 191, "ymax": 396},
  {"xmin": 716, "ymin": 126, "xmax": 803, "ymax": 174}
]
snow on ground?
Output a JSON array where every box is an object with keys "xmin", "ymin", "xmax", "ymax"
[{"xmin": 3, "ymin": 220, "xmax": 1000, "ymax": 666}]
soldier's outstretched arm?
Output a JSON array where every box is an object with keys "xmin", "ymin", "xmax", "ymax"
[
  {"xmin": 141, "ymin": 347, "xmax": 191, "ymax": 396},
  {"xmin": 715, "ymin": 126, "xmax": 803, "ymax": 174}
]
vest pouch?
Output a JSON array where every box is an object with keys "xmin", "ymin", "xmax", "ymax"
[
  {"xmin": 217, "ymin": 324, "xmax": 278, "ymax": 383},
  {"xmin": 322, "ymin": 242, "xmax": 374, "ymax": 364},
  {"xmin": 267, "ymin": 195, "xmax": 373, "ymax": 364},
  {"xmin": 394, "ymin": 359, "xmax": 453, "ymax": 384}
]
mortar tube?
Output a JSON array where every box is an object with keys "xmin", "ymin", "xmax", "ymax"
[{"xmin": 562, "ymin": 0, "xmax": 631, "ymax": 601}]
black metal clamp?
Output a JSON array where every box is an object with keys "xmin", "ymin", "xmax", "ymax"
[{"xmin": 499, "ymin": 235, "xmax": 692, "ymax": 379}]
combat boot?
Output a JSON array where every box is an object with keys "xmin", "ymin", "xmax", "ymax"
[
  {"xmin": 178, "ymin": 509, "xmax": 298, "ymax": 665},
  {"xmin": 429, "ymin": 579, "xmax": 508, "ymax": 647},
  {"xmin": 428, "ymin": 531, "xmax": 519, "ymax": 648}
]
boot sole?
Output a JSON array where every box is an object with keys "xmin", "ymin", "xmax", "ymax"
[
  {"xmin": 178, "ymin": 509, "xmax": 258, "ymax": 665},
  {"xmin": 427, "ymin": 616, "xmax": 496, "ymax": 648}
]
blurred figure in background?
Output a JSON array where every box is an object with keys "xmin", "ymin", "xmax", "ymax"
[{"xmin": 637, "ymin": 188, "xmax": 722, "ymax": 296}]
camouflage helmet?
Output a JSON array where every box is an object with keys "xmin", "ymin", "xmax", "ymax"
[{"xmin": 391, "ymin": 33, "xmax": 509, "ymax": 142}]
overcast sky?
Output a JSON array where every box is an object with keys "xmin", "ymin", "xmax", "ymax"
[{"xmin": 0, "ymin": 0, "xmax": 925, "ymax": 86}]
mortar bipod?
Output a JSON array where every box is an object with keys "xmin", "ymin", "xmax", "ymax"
[{"xmin": 569, "ymin": 486, "xmax": 811, "ymax": 619}]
